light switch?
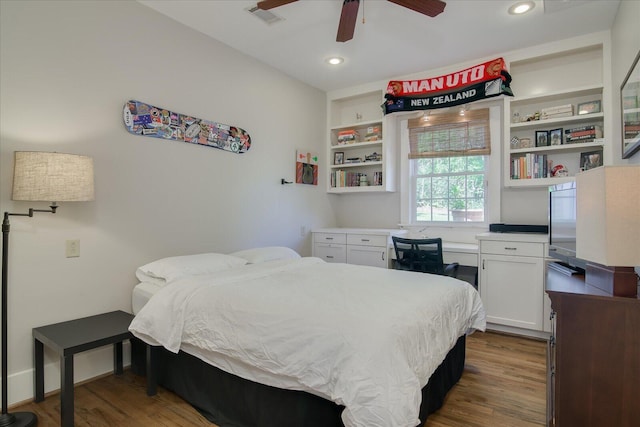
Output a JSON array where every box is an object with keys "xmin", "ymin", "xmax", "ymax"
[{"xmin": 66, "ymin": 239, "xmax": 80, "ymax": 258}]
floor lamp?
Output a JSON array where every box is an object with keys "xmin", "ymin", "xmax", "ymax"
[{"xmin": 2, "ymin": 151, "xmax": 94, "ymax": 427}]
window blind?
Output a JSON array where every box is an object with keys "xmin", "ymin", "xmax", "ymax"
[{"xmin": 407, "ymin": 109, "xmax": 491, "ymax": 159}]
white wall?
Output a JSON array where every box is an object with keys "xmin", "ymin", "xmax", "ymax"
[
  {"xmin": 612, "ymin": 0, "xmax": 640, "ymax": 165},
  {"xmin": 0, "ymin": 0, "xmax": 333, "ymax": 404}
]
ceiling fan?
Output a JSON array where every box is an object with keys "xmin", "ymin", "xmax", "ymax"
[{"xmin": 257, "ymin": 0, "xmax": 447, "ymax": 42}]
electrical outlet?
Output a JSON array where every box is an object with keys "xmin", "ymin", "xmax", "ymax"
[
  {"xmin": 66, "ymin": 239, "xmax": 80, "ymax": 258},
  {"xmin": 300, "ymin": 226, "xmax": 307, "ymax": 237}
]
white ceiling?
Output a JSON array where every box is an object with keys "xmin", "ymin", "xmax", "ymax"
[{"xmin": 138, "ymin": 0, "xmax": 620, "ymax": 92}]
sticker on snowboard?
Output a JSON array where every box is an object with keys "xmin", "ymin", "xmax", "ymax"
[{"xmin": 123, "ymin": 100, "xmax": 251, "ymax": 154}]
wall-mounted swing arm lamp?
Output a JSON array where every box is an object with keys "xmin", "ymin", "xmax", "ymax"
[{"xmin": 2, "ymin": 151, "xmax": 94, "ymax": 427}]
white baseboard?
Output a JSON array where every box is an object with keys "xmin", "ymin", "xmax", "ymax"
[
  {"xmin": 486, "ymin": 323, "xmax": 551, "ymax": 340},
  {"xmin": 5, "ymin": 341, "xmax": 132, "ymax": 407}
]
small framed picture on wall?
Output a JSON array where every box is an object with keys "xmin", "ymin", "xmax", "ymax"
[
  {"xmin": 535, "ymin": 131, "xmax": 549, "ymax": 147},
  {"xmin": 334, "ymin": 151, "xmax": 344, "ymax": 165},
  {"xmin": 549, "ymin": 128, "xmax": 563, "ymax": 146}
]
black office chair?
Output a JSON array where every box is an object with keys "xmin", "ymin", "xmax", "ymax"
[{"xmin": 392, "ymin": 236, "xmax": 459, "ymax": 278}]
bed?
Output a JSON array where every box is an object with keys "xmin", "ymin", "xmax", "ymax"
[{"xmin": 129, "ymin": 247, "xmax": 486, "ymax": 427}]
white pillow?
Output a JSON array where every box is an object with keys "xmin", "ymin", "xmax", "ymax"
[
  {"xmin": 135, "ymin": 252, "xmax": 248, "ymax": 285},
  {"xmin": 230, "ymin": 246, "xmax": 301, "ymax": 264}
]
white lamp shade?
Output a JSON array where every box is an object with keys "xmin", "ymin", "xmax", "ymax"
[
  {"xmin": 576, "ymin": 165, "xmax": 640, "ymax": 267},
  {"xmin": 12, "ymin": 151, "xmax": 95, "ymax": 202}
]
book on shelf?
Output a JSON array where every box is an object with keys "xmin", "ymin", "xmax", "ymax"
[
  {"xmin": 540, "ymin": 104, "xmax": 574, "ymax": 120},
  {"xmin": 364, "ymin": 126, "xmax": 381, "ymax": 141},
  {"xmin": 511, "ymin": 153, "xmax": 550, "ymax": 180},
  {"xmin": 564, "ymin": 125, "xmax": 602, "ymax": 143},
  {"xmin": 565, "ymin": 124, "xmax": 600, "ymax": 133},
  {"xmin": 564, "ymin": 125, "xmax": 603, "ymax": 143},
  {"xmin": 331, "ymin": 170, "xmax": 382, "ymax": 188},
  {"xmin": 337, "ymin": 130, "xmax": 359, "ymax": 144}
]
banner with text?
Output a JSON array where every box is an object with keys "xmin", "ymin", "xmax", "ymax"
[{"xmin": 383, "ymin": 58, "xmax": 513, "ymax": 114}]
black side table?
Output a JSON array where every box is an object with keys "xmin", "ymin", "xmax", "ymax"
[{"xmin": 32, "ymin": 310, "xmax": 135, "ymax": 427}]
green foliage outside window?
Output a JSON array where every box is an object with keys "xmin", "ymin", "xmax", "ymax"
[{"xmin": 414, "ymin": 156, "xmax": 486, "ymax": 222}]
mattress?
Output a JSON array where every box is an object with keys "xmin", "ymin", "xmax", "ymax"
[{"xmin": 132, "ymin": 281, "xmax": 163, "ymax": 315}]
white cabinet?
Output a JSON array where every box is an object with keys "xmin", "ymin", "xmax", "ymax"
[
  {"xmin": 346, "ymin": 245, "xmax": 387, "ymax": 268},
  {"xmin": 313, "ymin": 232, "xmax": 347, "ymax": 264},
  {"xmin": 327, "ymin": 89, "xmax": 396, "ymax": 193},
  {"xmin": 477, "ymin": 233, "xmax": 549, "ymax": 336},
  {"xmin": 312, "ymin": 228, "xmax": 406, "ymax": 268},
  {"xmin": 504, "ymin": 38, "xmax": 611, "ymax": 187}
]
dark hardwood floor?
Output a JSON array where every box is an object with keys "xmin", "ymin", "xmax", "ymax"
[{"xmin": 14, "ymin": 331, "xmax": 546, "ymax": 426}]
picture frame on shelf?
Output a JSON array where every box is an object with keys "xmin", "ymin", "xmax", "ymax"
[
  {"xmin": 577, "ymin": 100, "xmax": 601, "ymax": 115},
  {"xmin": 334, "ymin": 151, "xmax": 344, "ymax": 165},
  {"xmin": 580, "ymin": 150, "xmax": 603, "ymax": 171},
  {"xmin": 549, "ymin": 128, "xmax": 563, "ymax": 146},
  {"xmin": 535, "ymin": 131, "xmax": 549, "ymax": 147},
  {"xmin": 519, "ymin": 137, "xmax": 533, "ymax": 148}
]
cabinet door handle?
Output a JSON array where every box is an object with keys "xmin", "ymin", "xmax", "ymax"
[
  {"xmin": 326, "ymin": 237, "xmax": 334, "ymax": 240},
  {"xmin": 326, "ymin": 255, "xmax": 334, "ymax": 259},
  {"xmin": 361, "ymin": 239, "xmax": 370, "ymax": 242},
  {"xmin": 504, "ymin": 247, "xmax": 517, "ymax": 251},
  {"xmin": 482, "ymin": 259, "xmax": 485, "ymax": 270},
  {"xmin": 381, "ymin": 252, "xmax": 385, "ymax": 261}
]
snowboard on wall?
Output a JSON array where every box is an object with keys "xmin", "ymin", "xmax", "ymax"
[{"xmin": 123, "ymin": 100, "xmax": 251, "ymax": 154}]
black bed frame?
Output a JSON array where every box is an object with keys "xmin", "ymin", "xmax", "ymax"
[{"xmin": 131, "ymin": 335, "xmax": 465, "ymax": 427}]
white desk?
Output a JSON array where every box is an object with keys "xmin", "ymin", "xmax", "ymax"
[
  {"xmin": 441, "ymin": 242, "xmax": 479, "ymax": 267},
  {"xmin": 312, "ymin": 228, "xmax": 479, "ymax": 269},
  {"xmin": 312, "ymin": 228, "xmax": 407, "ymax": 268},
  {"xmin": 388, "ymin": 241, "xmax": 478, "ymax": 267}
]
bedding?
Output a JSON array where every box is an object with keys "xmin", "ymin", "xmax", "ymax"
[
  {"xmin": 135, "ymin": 252, "xmax": 247, "ymax": 285},
  {"xmin": 230, "ymin": 246, "xmax": 301, "ymax": 264},
  {"xmin": 130, "ymin": 256, "xmax": 485, "ymax": 427}
]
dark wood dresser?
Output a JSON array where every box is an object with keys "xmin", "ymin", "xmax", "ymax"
[{"xmin": 546, "ymin": 267, "xmax": 640, "ymax": 427}]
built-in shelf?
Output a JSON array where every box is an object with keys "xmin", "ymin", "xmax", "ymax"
[
  {"xmin": 327, "ymin": 89, "xmax": 396, "ymax": 193},
  {"xmin": 505, "ymin": 43, "xmax": 608, "ymax": 188}
]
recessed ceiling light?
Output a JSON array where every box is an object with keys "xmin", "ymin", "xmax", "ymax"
[
  {"xmin": 508, "ymin": 1, "xmax": 535, "ymax": 15},
  {"xmin": 326, "ymin": 57, "xmax": 344, "ymax": 66}
]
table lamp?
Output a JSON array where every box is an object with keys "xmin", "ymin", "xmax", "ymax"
[
  {"xmin": 576, "ymin": 165, "xmax": 640, "ymax": 297},
  {"xmin": 2, "ymin": 151, "xmax": 95, "ymax": 426}
]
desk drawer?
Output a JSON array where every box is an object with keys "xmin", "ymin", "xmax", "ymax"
[
  {"xmin": 314, "ymin": 233, "xmax": 346, "ymax": 244},
  {"xmin": 347, "ymin": 234, "xmax": 387, "ymax": 247},
  {"xmin": 481, "ymin": 240, "xmax": 544, "ymax": 257},
  {"xmin": 314, "ymin": 243, "xmax": 346, "ymax": 263}
]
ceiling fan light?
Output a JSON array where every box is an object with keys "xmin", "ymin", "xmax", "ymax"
[
  {"xmin": 508, "ymin": 1, "xmax": 534, "ymax": 15},
  {"xmin": 326, "ymin": 57, "xmax": 344, "ymax": 65}
]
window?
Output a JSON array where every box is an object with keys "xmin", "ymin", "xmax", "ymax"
[{"xmin": 407, "ymin": 109, "xmax": 490, "ymax": 223}]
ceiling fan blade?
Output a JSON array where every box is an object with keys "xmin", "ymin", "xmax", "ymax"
[
  {"xmin": 257, "ymin": 0, "xmax": 298, "ymax": 10},
  {"xmin": 336, "ymin": 0, "xmax": 360, "ymax": 43},
  {"xmin": 387, "ymin": 0, "xmax": 446, "ymax": 17}
]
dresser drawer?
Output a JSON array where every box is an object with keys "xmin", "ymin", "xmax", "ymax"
[
  {"xmin": 481, "ymin": 240, "xmax": 544, "ymax": 257},
  {"xmin": 314, "ymin": 233, "xmax": 346, "ymax": 244},
  {"xmin": 314, "ymin": 243, "xmax": 346, "ymax": 263},
  {"xmin": 346, "ymin": 234, "xmax": 387, "ymax": 247}
]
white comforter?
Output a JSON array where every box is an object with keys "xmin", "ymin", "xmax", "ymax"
[{"xmin": 129, "ymin": 257, "xmax": 486, "ymax": 427}]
